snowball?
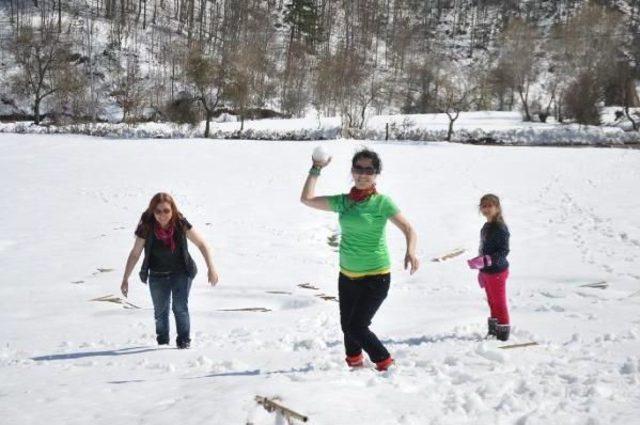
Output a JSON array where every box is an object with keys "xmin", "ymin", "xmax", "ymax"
[{"xmin": 312, "ymin": 145, "xmax": 329, "ymax": 162}]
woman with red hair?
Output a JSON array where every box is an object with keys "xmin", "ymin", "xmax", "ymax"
[{"xmin": 120, "ymin": 192, "xmax": 219, "ymax": 349}]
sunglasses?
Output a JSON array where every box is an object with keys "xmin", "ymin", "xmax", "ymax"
[
  {"xmin": 352, "ymin": 165, "xmax": 377, "ymax": 175},
  {"xmin": 154, "ymin": 208, "xmax": 171, "ymax": 215}
]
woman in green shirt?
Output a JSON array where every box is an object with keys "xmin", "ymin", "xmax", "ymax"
[{"xmin": 301, "ymin": 149, "xmax": 419, "ymax": 371}]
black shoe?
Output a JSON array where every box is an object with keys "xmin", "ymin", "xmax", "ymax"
[
  {"xmin": 157, "ymin": 336, "xmax": 169, "ymax": 345},
  {"xmin": 176, "ymin": 337, "xmax": 191, "ymax": 349},
  {"xmin": 487, "ymin": 318, "xmax": 498, "ymax": 338},
  {"xmin": 496, "ymin": 324, "xmax": 510, "ymax": 341}
]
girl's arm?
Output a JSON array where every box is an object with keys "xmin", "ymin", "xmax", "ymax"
[
  {"xmin": 487, "ymin": 226, "xmax": 510, "ymax": 265},
  {"xmin": 120, "ymin": 237, "xmax": 146, "ymax": 297},
  {"xmin": 186, "ymin": 228, "xmax": 219, "ymax": 286},
  {"xmin": 390, "ymin": 213, "xmax": 420, "ymax": 274},
  {"xmin": 300, "ymin": 157, "xmax": 333, "ymax": 211}
]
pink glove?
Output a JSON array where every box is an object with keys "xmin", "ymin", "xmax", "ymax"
[{"xmin": 467, "ymin": 255, "xmax": 492, "ymax": 270}]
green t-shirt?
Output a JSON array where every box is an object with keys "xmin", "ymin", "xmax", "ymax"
[{"xmin": 327, "ymin": 193, "xmax": 400, "ymax": 274}]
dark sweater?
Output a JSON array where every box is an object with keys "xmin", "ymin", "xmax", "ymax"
[
  {"xmin": 135, "ymin": 218, "xmax": 197, "ymax": 281},
  {"xmin": 479, "ymin": 221, "xmax": 510, "ymax": 274}
]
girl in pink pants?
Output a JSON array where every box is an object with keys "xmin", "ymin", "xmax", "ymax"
[{"xmin": 467, "ymin": 194, "xmax": 511, "ymax": 341}]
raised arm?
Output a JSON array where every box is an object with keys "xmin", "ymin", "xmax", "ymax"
[
  {"xmin": 389, "ymin": 212, "xmax": 420, "ymax": 275},
  {"xmin": 300, "ymin": 157, "xmax": 333, "ymax": 211},
  {"xmin": 121, "ymin": 237, "xmax": 146, "ymax": 297},
  {"xmin": 186, "ymin": 227, "xmax": 219, "ymax": 286}
]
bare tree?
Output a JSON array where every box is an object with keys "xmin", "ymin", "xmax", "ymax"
[
  {"xmin": 434, "ymin": 64, "xmax": 474, "ymax": 142},
  {"xmin": 185, "ymin": 45, "xmax": 223, "ymax": 137},
  {"xmin": 549, "ymin": 3, "xmax": 626, "ymax": 122},
  {"xmin": 10, "ymin": 22, "xmax": 71, "ymax": 124},
  {"xmin": 51, "ymin": 59, "xmax": 89, "ymax": 124},
  {"xmin": 224, "ymin": 48, "xmax": 261, "ymax": 133},
  {"xmin": 402, "ymin": 51, "xmax": 447, "ymax": 114},
  {"xmin": 112, "ymin": 51, "xmax": 144, "ymax": 123},
  {"xmin": 314, "ymin": 44, "xmax": 377, "ymax": 136},
  {"xmin": 563, "ymin": 71, "xmax": 602, "ymax": 126},
  {"xmin": 494, "ymin": 17, "xmax": 540, "ymax": 121},
  {"xmin": 616, "ymin": 61, "xmax": 639, "ymax": 131}
]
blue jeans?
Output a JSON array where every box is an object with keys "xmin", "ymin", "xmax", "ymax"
[{"xmin": 148, "ymin": 272, "xmax": 192, "ymax": 344}]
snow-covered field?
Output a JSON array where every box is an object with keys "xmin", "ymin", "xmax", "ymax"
[{"xmin": 1, "ymin": 134, "xmax": 639, "ymax": 425}]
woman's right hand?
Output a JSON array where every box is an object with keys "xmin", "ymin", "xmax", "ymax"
[
  {"xmin": 120, "ymin": 279, "xmax": 129, "ymax": 297},
  {"xmin": 208, "ymin": 268, "xmax": 219, "ymax": 286},
  {"xmin": 312, "ymin": 156, "xmax": 332, "ymax": 169}
]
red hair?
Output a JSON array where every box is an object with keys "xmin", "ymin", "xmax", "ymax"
[{"xmin": 137, "ymin": 193, "xmax": 185, "ymax": 237}]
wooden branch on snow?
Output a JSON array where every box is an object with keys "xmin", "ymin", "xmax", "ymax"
[
  {"xmin": 89, "ymin": 294, "xmax": 141, "ymax": 309},
  {"xmin": 431, "ymin": 248, "xmax": 466, "ymax": 262},
  {"xmin": 218, "ymin": 307, "xmax": 271, "ymax": 313},
  {"xmin": 498, "ymin": 342, "xmax": 539, "ymax": 349},
  {"xmin": 579, "ymin": 281, "xmax": 608, "ymax": 289},
  {"xmin": 254, "ymin": 396, "xmax": 308, "ymax": 423},
  {"xmin": 316, "ymin": 294, "xmax": 338, "ymax": 302}
]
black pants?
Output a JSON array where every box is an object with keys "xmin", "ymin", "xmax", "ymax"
[{"xmin": 338, "ymin": 272, "xmax": 391, "ymax": 363}]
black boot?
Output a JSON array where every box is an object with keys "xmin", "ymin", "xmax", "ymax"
[
  {"xmin": 487, "ymin": 318, "xmax": 498, "ymax": 338},
  {"xmin": 496, "ymin": 324, "xmax": 510, "ymax": 341},
  {"xmin": 176, "ymin": 337, "xmax": 191, "ymax": 349}
]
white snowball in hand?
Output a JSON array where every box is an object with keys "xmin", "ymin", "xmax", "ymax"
[{"xmin": 312, "ymin": 145, "xmax": 329, "ymax": 162}]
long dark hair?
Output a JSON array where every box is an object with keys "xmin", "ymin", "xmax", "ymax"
[
  {"xmin": 137, "ymin": 192, "xmax": 185, "ymax": 238},
  {"xmin": 479, "ymin": 193, "xmax": 506, "ymax": 225}
]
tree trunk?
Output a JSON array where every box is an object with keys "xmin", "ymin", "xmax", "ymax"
[
  {"xmin": 359, "ymin": 101, "xmax": 368, "ymax": 129},
  {"xmin": 518, "ymin": 88, "xmax": 531, "ymax": 121},
  {"xmin": 58, "ymin": 0, "xmax": 62, "ymax": 32},
  {"xmin": 625, "ymin": 106, "xmax": 638, "ymax": 131},
  {"xmin": 204, "ymin": 107, "xmax": 211, "ymax": 137},
  {"xmin": 34, "ymin": 96, "xmax": 41, "ymax": 125},
  {"xmin": 625, "ymin": 78, "xmax": 640, "ymax": 107},
  {"xmin": 446, "ymin": 111, "xmax": 459, "ymax": 142}
]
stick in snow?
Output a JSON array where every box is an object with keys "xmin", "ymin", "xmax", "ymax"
[
  {"xmin": 297, "ymin": 283, "xmax": 319, "ymax": 290},
  {"xmin": 431, "ymin": 248, "xmax": 466, "ymax": 262},
  {"xmin": 315, "ymin": 294, "xmax": 338, "ymax": 302},
  {"xmin": 90, "ymin": 294, "xmax": 141, "ymax": 309},
  {"xmin": 218, "ymin": 307, "xmax": 272, "ymax": 312},
  {"xmin": 498, "ymin": 341, "xmax": 539, "ymax": 349},
  {"xmin": 95, "ymin": 267, "xmax": 114, "ymax": 273},
  {"xmin": 254, "ymin": 396, "xmax": 308, "ymax": 423},
  {"xmin": 579, "ymin": 281, "xmax": 608, "ymax": 289}
]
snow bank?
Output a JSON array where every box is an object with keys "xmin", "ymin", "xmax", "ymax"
[{"xmin": 1, "ymin": 111, "xmax": 638, "ymax": 146}]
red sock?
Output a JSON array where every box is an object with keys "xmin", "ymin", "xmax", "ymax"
[
  {"xmin": 375, "ymin": 357, "xmax": 394, "ymax": 371},
  {"xmin": 345, "ymin": 354, "xmax": 364, "ymax": 367}
]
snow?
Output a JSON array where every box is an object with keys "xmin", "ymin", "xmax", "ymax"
[
  {"xmin": 2, "ymin": 111, "xmax": 639, "ymax": 145},
  {"xmin": 1, "ymin": 134, "xmax": 639, "ymax": 424}
]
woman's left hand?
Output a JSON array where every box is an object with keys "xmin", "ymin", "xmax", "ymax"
[
  {"xmin": 404, "ymin": 252, "xmax": 420, "ymax": 275},
  {"xmin": 208, "ymin": 268, "xmax": 219, "ymax": 286}
]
